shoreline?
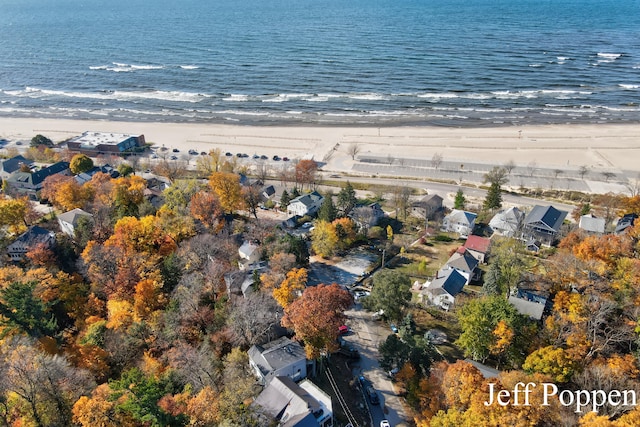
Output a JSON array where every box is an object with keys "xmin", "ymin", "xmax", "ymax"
[{"xmin": 1, "ymin": 117, "xmax": 639, "ymax": 181}]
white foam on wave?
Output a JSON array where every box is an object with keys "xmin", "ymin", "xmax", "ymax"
[
  {"xmin": 417, "ymin": 92, "xmax": 458, "ymax": 99},
  {"xmin": 223, "ymin": 94, "xmax": 249, "ymax": 102},
  {"xmin": 179, "ymin": 65, "xmax": 199, "ymax": 69},
  {"xmin": 619, "ymin": 84, "xmax": 639, "ymax": 89},
  {"xmin": 89, "ymin": 62, "xmax": 165, "ymax": 72},
  {"xmin": 11, "ymin": 87, "xmax": 207, "ymax": 103},
  {"xmin": 347, "ymin": 93, "xmax": 387, "ymax": 101},
  {"xmin": 262, "ymin": 93, "xmax": 313, "ymax": 103},
  {"xmin": 597, "ymin": 53, "xmax": 622, "ymax": 63},
  {"xmin": 529, "ymin": 63, "xmax": 543, "ymax": 68}
]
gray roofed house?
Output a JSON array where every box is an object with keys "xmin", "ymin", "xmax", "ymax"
[
  {"xmin": 508, "ymin": 295, "xmax": 546, "ymax": 320},
  {"xmin": 522, "ymin": 205, "xmax": 567, "ymax": 246},
  {"xmin": 7, "ymin": 226, "xmax": 56, "ymax": 262},
  {"xmin": 412, "ymin": 193, "xmax": 444, "ymax": 220},
  {"xmin": 253, "ymin": 376, "xmax": 333, "ymax": 427},
  {"xmin": 5, "ymin": 161, "xmax": 70, "ymax": 199},
  {"xmin": 57, "ymin": 208, "xmax": 93, "ymax": 237},
  {"xmin": 464, "ymin": 359, "xmax": 500, "ymax": 379},
  {"xmin": 249, "ymin": 337, "xmax": 308, "ymax": 385},
  {"xmin": 441, "ymin": 209, "xmax": 477, "ymax": 238},
  {"xmin": 488, "ymin": 207, "xmax": 524, "ymax": 237},
  {"xmin": 444, "ymin": 248, "xmax": 480, "ymax": 283},
  {"xmin": 262, "ymin": 185, "xmax": 276, "ymax": 200},
  {"xmin": 615, "ymin": 213, "xmax": 637, "ymax": 234},
  {"xmin": 0, "ymin": 155, "xmax": 34, "ymax": 179},
  {"xmin": 578, "ymin": 214, "xmax": 606, "ymax": 235},
  {"xmin": 420, "ymin": 268, "xmax": 467, "ymax": 310},
  {"xmin": 287, "ymin": 191, "xmax": 324, "ymax": 217}
]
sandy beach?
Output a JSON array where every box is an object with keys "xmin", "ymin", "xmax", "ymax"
[{"xmin": 1, "ymin": 118, "xmax": 638, "ymax": 178}]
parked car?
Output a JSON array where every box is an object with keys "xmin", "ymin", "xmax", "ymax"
[
  {"xmin": 338, "ymin": 325, "xmax": 349, "ymax": 335},
  {"xmin": 366, "ymin": 386, "xmax": 379, "ymax": 405},
  {"xmin": 390, "ymin": 323, "xmax": 398, "ymax": 333},
  {"xmin": 380, "ymin": 420, "xmax": 391, "ymax": 427},
  {"xmin": 337, "ymin": 345, "xmax": 360, "ymax": 359},
  {"xmin": 225, "ymin": 152, "xmax": 232, "ymax": 156},
  {"xmin": 301, "ymin": 222, "xmax": 313, "ymax": 229},
  {"xmin": 170, "ymin": 155, "xmax": 178, "ymax": 160},
  {"xmin": 188, "ymin": 149, "xmax": 198, "ymax": 155},
  {"xmin": 387, "ymin": 367, "xmax": 399, "ymax": 378},
  {"xmin": 253, "ymin": 154, "xmax": 260, "ymax": 159},
  {"xmin": 260, "ymin": 155, "xmax": 268, "ymax": 160},
  {"xmin": 200, "ymin": 151, "xmax": 207, "ymax": 155},
  {"xmin": 282, "ymin": 157, "xmax": 290, "ymax": 161},
  {"xmin": 172, "ymin": 148, "xmax": 179, "ymax": 152}
]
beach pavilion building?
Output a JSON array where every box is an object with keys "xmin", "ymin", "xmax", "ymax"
[{"xmin": 66, "ymin": 132, "xmax": 145, "ymax": 155}]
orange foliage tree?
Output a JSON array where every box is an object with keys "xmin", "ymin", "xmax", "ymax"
[
  {"xmin": 281, "ymin": 283, "xmax": 352, "ymax": 358},
  {"xmin": 208, "ymin": 172, "xmax": 243, "ymax": 214}
]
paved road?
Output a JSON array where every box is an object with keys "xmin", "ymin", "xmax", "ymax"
[{"xmin": 343, "ymin": 303, "xmax": 410, "ymax": 427}]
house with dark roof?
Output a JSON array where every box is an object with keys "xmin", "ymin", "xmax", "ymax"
[
  {"xmin": 74, "ymin": 164, "xmax": 119, "ymax": 184},
  {"xmin": 253, "ymin": 376, "xmax": 333, "ymax": 427},
  {"xmin": 66, "ymin": 131, "xmax": 145, "ymax": 155},
  {"xmin": 441, "ymin": 209, "xmax": 477, "ymax": 238},
  {"xmin": 444, "ymin": 248, "xmax": 480, "ymax": 284},
  {"xmin": 349, "ymin": 202, "xmax": 385, "ymax": 231},
  {"xmin": 249, "ymin": 337, "xmax": 308, "ymax": 385},
  {"xmin": 412, "ymin": 193, "xmax": 444, "ymax": 220},
  {"xmin": 419, "ymin": 268, "xmax": 467, "ymax": 310},
  {"xmin": 0, "ymin": 155, "xmax": 34, "ymax": 179},
  {"xmin": 57, "ymin": 208, "xmax": 93, "ymax": 237},
  {"xmin": 578, "ymin": 214, "xmax": 606, "ymax": 235},
  {"xmin": 615, "ymin": 213, "xmax": 637, "ymax": 234},
  {"xmin": 5, "ymin": 161, "xmax": 70, "ymax": 199},
  {"xmin": 262, "ymin": 185, "xmax": 276, "ymax": 200},
  {"xmin": 488, "ymin": 207, "xmax": 524, "ymax": 238},
  {"xmin": 287, "ymin": 191, "xmax": 324, "ymax": 217},
  {"xmin": 521, "ymin": 205, "xmax": 567, "ymax": 246},
  {"xmin": 463, "ymin": 235, "xmax": 491, "ymax": 263},
  {"xmin": 7, "ymin": 226, "xmax": 56, "ymax": 262}
]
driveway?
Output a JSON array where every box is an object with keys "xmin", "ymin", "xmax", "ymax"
[{"xmin": 343, "ymin": 304, "xmax": 411, "ymax": 427}]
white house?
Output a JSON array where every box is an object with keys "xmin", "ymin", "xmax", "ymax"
[
  {"xmin": 287, "ymin": 191, "xmax": 324, "ymax": 217},
  {"xmin": 420, "ymin": 268, "xmax": 467, "ymax": 310},
  {"xmin": 249, "ymin": 337, "xmax": 308, "ymax": 385},
  {"xmin": 238, "ymin": 240, "xmax": 261, "ymax": 270},
  {"xmin": 57, "ymin": 208, "xmax": 93, "ymax": 237},
  {"xmin": 488, "ymin": 207, "xmax": 524, "ymax": 237},
  {"xmin": 253, "ymin": 376, "xmax": 333, "ymax": 427},
  {"xmin": 441, "ymin": 209, "xmax": 477, "ymax": 238}
]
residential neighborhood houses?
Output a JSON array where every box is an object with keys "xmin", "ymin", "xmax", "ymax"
[{"xmin": 2, "ymin": 130, "xmax": 640, "ymax": 427}]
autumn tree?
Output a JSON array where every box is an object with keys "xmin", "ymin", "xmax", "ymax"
[
  {"xmin": 189, "ymin": 190, "xmax": 223, "ymax": 230},
  {"xmin": 456, "ymin": 295, "xmax": 534, "ymax": 366},
  {"xmin": 209, "ymin": 171, "xmax": 243, "ymax": 213},
  {"xmin": 162, "ymin": 179, "xmax": 200, "ymax": 212},
  {"xmin": 70, "ymin": 153, "xmax": 94, "ymax": 174},
  {"xmin": 227, "ymin": 290, "xmax": 282, "ymax": 347},
  {"xmin": 364, "ymin": 270, "xmax": 411, "ymax": 321},
  {"xmin": 1, "ymin": 337, "xmax": 94, "ymax": 427},
  {"xmin": 0, "ymin": 196, "xmax": 30, "ymax": 236},
  {"xmin": 195, "ymin": 148, "xmax": 223, "ymax": 175},
  {"xmin": 273, "ymin": 268, "xmax": 307, "ymax": 308},
  {"xmin": 242, "ymin": 185, "xmax": 262, "ymax": 219},
  {"xmin": 295, "ymin": 159, "xmax": 318, "ymax": 190},
  {"xmin": 310, "ymin": 220, "xmax": 338, "ymax": 258},
  {"xmin": 281, "ymin": 283, "xmax": 352, "ymax": 358},
  {"xmin": 41, "ymin": 174, "xmax": 93, "ymax": 211}
]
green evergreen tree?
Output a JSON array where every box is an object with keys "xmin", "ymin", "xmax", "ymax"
[
  {"xmin": 484, "ymin": 181, "xmax": 503, "ymax": 210},
  {"xmin": 30, "ymin": 134, "xmax": 53, "ymax": 147},
  {"xmin": 291, "ymin": 187, "xmax": 301, "ymax": 198},
  {"xmin": 280, "ymin": 189, "xmax": 290, "ymax": 211},
  {"xmin": 0, "ymin": 281, "xmax": 58, "ymax": 338},
  {"xmin": 454, "ymin": 188, "xmax": 466, "ymax": 210},
  {"xmin": 317, "ymin": 193, "xmax": 337, "ymax": 222},
  {"xmin": 482, "ymin": 262, "xmax": 501, "ymax": 296},
  {"xmin": 336, "ymin": 181, "xmax": 357, "ymax": 217}
]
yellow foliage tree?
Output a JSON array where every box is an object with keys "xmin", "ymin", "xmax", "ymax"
[
  {"xmin": 310, "ymin": 220, "xmax": 338, "ymax": 258},
  {"xmin": 133, "ymin": 279, "xmax": 165, "ymax": 321},
  {"xmin": 106, "ymin": 299, "xmax": 134, "ymax": 330},
  {"xmin": 0, "ymin": 197, "xmax": 29, "ymax": 236},
  {"xmin": 208, "ymin": 171, "xmax": 243, "ymax": 213},
  {"xmin": 273, "ymin": 268, "xmax": 307, "ymax": 308},
  {"xmin": 523, "ymin": 345, "xmax": 577, "ymax": 383}
]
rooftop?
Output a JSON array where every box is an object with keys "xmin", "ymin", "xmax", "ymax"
[{"xmin": 68, "ymin": 131, "xmax": 141, "ymax": 148}]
